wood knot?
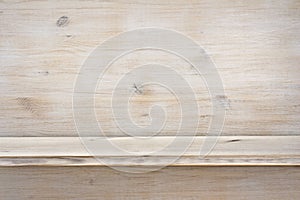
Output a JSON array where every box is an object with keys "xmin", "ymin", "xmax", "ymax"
[
  {"xmin": 133, "ymin": 83, "xmax": 143, "ymax": 95},
  {"xmin": 216, "ymin": 95, "xmax": 231, "ymax": 110},
  {"xmin": 17, "ymin": 97, "xmax": 40, "ymax": 115},
  {"xmin": 56, "ymin": 16, "xmax": 69, "ymax": 27},
  {"xmin": 16, "ymin": 97, "xmax": 49, "ymax": 118}
]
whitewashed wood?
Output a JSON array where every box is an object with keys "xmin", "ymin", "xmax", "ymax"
[
  {"xmin": 0, "ymin": 136, "xmax": 299, "ymax": 166},
  {"xmin": 0, "ymin": 1, "xmax": 300, "ymax": 199},
  {"xmin": 0, "ymin": 0, "xmax": 299, "ymax": 136},
  {"xmin": 0, "ymin": 166, "xmax": 299, "ymax": 200}
]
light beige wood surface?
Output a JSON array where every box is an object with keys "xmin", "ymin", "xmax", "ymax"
[
  {"xmin": 1, "ymin": 1, "xmax": 300, "ymax": 199},
  {"xmin": 0, "ymin": 136, "xmax": 299, "ymax": 166},
  {"xmin": 0, "ymin": 0, "xmax": 299, "ymax": 137},
  {"xmin": 0, "ymin": 166, "xmax": 299, "ymax": 200}
]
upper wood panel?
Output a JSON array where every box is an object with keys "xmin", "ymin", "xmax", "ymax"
[{"xmin": 0, "ymin": 0, "xmax": 299, "ymax": 136}]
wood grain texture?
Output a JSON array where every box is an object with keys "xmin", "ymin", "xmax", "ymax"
[
  {"xmin": 0, "ymin": 166, "xmax": 299, "ymax": 200},
  {"xmin": 1, "ymin": 1, "xmax": 300, "ymax": 199},
  {"xmin": 0, "ymin": 136, "xmax": 299, "ymax": 166},
  {"xmin": 0, "ymin": 0, "xmax": 300, "ymax": 137}
]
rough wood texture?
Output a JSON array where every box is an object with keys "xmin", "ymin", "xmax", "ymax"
[
  {"xmin": 1, "ymin": 0, "xmax": 300, "ymax": 198},
  {"xmin": 0, "ymin": 0, "xmax": 300, "ymax": 137},
  {"xmin": 0, "ymin": 166, "xmax": 299, "ymax": 200},
  {"xmin": 0, "ymin": 136, "xmax": 299, "ymax": 166}
]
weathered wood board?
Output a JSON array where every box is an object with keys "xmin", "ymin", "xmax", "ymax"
[
  {"xmin": 0, "ymin": 0, "xmax": 300, "ymax": 137},
  {"xmin": 0, "ymin": 166, "xmax": 300, "ymax": 200},
  {"xmin": 0, "ymin": 136, "xmax": 300, "ymax": 166},
  {"xmin": 0, "ymin": 0, "xmax": 300, "ymax": 199}
]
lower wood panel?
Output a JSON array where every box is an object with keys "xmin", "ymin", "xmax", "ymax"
[{"xmin": 0, "ymin": 166, "xmax": 299, "ymax": 200}]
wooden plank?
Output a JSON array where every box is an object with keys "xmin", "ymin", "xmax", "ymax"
[
  {"xmin": 0, "ymin": 1, "xmax": 299, "ymax": 198},
  {"xmin": 0, "ymin": 0, "xmax": 299, "ymax": 137},
  {"xmin": 0, "ymin": 166, "xmax": 299, "ymax": 199},
  {"xmin": 0, "ymin": 136, "xmax": 299, "ymax": 166}
]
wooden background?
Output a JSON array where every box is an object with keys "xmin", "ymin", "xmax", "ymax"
[
  {"xmin": 0, "ymin": 0, "xmax": 300, "ymax": 199},
  {"xmin": 1, "ymin": 0, "xmax": 300, "ymax": 137},
  {"xmin": 0, "ymin": 166, "xmax": 299, "ymax": 199}
]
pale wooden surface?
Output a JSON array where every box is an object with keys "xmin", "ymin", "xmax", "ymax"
[
  {"xmin": 0, "ymin": 166, "xmax": 299, "ymax": 200},
  {"xmin": 0, "ymin": 0, "xmax": 300, "ymax": 137},
  {"xmin": 1, "ymin": 1, "xmax": 300, "ymax": 199},
  {"xmin": 0, "ymin": 136, "xmax": 299, "ymax": 166}
]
